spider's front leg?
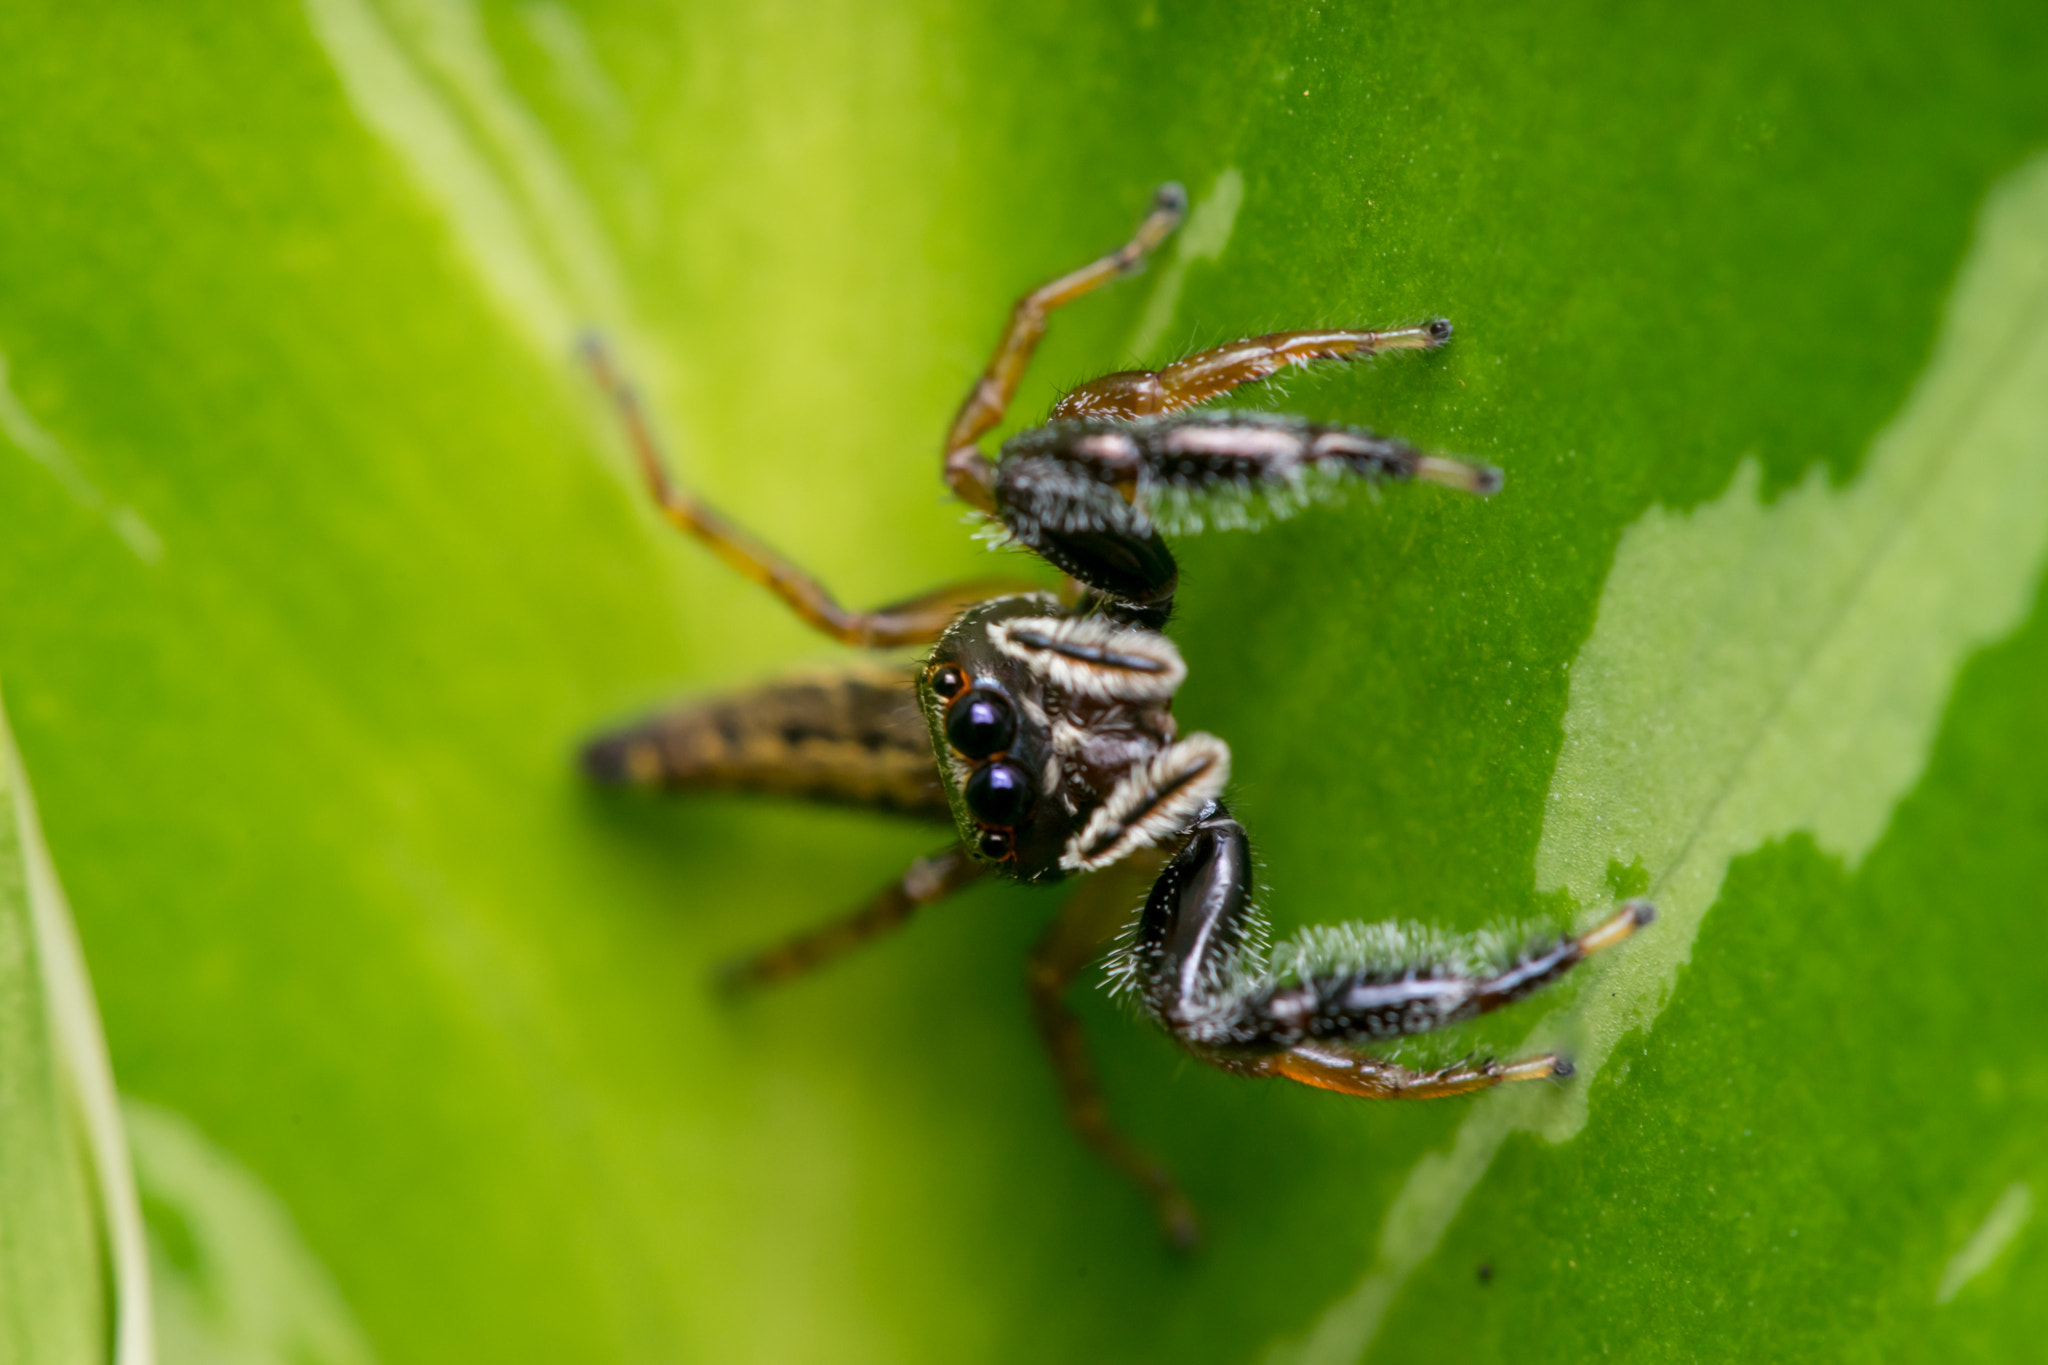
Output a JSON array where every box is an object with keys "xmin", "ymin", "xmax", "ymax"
[
  {"xmin": 1118, "ymin": 802, "xmax": 1654, "ymax": 1098},
  {"xmin": 992, "ymin": 414, "xmax": 1502, "ymax": 627},
  {"xmin": 1049, "ymin": 320, "xmax": 1456, "ymax": 421}
]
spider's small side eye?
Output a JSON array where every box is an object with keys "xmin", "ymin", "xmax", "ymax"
[
  {"xmin": 945, "ymin": 688, "xmax": 1016, "ymax": 759},
  {"xmin": 977, "ymin": 828, "xmax": 1014, "ymax": 860},
  {"xmin": 965, "ymin": 760, "xmax": 1034, "ymax": 825},
  {"xmin": 929, "ymin": 663, "xmax": 968, "ymax": 700}
]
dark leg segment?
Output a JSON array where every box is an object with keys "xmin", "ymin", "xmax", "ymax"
[
  {"xmin": 1050, "ymin": 321, "xmax": 1453, "ymax": 421},
  {"xmin": 582, "ymin": 665, "xmax": 952, "ymax": 820},
  {"xmin": 581, "ymin": 336, "xmax": 1036, "ymax": 648},
  {"xmin": 943, "ymin": 184, "xmax": 1186, "ymax": 514},
  {"xmin": 720, "ymin": 846, "xmax": 986, "ymax": 991},
  {"xmin": 1120, "ymin": 803, "xmax": 1655, "ymax": 1096},
  {"xmin": 1027, "ymin": 848, "xmax": 1199, "ymax": 1250}
]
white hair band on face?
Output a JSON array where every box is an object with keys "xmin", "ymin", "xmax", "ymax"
[
  {"xmin": 990, "ymin": 615, "xmax": 1186, "ymax": 703},
  {"xmin": 1061, "ymin": 733, "xmax": 1230, "ymax": 873}
]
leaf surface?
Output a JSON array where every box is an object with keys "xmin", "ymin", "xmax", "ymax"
[{"xmin": 3, "ymin": 3, "xmax": 2048, "ymax": 1363}]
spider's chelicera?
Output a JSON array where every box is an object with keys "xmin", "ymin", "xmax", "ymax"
[{"xmin": 580, "ymin": 185, "xmax": 1653, "ymax": 1249}]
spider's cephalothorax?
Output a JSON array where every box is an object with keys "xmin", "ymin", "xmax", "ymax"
[
  {"xmin": 916, "ymin": 595, "xmax": 1216, "ymax": 882},
  {"xmin": 580, "ymin": 184, "xmax": 1653, "ymax": 1250}
]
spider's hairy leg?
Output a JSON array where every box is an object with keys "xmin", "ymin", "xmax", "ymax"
[
  {"xmin": 1027, "ymin": 847, "xmax": 1200, "ymax": 1251},
  {"xmin": 943, "ymin": 183, "xmax": 1187, "ymax": 514},
  {"xmin": 991, "ymin": 415, "xmax": 1501, "ymax": 620},
  {"xmin": 580, "ymin": 335, "xmax": 1037, "ymax": 647},
  {"xmin": 582, "ymin": 664, "xmax": 953, "ymax": 820},
  {"xmin": 1119, "ymin": 805, "xmax": 1655, "ymax": 1098},
  {"xmin": 1051, "ymin": 320, "xmax": 1455, "ymax": 421},
  {"xmin": 719, "ymin": 845, "xmax": 987, "ymax": 992},
  {"xmin": 1251, "ymin": 902, "xmax": 1657, "ymax": 1100}
]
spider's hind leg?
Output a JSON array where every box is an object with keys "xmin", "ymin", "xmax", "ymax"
[{"xmin": 582, "ymin": 664, "xmax": 953, "ymax": 820}]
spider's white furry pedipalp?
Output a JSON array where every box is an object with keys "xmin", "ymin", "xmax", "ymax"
[
  {"xmin": 990, "ymin": 614, "xmax": 1187, "ymax": 703},
  {"xmin": 1061, "ymin": 733, "xmax": 1230, "ymax": 873}
]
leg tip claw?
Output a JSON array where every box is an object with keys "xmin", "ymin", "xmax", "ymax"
[
  {"xmin": 1154, "ymin": 181, "xmax": 1189, "ymax": 217},
  {"xmin": 1417, "ymin": 456, "xmax": 1504, "ymax": 497},
  {"xmin": 1426, "ymin": 317, "xmax": 1453, "ymax": 345},
  {"xmin": 1551, "ymin": 1056, "xmax": 1576, "ymax": 1079},
  {"xmin": 1576, "ymin": 898, "xmax": 1658, "ymax": 955}
]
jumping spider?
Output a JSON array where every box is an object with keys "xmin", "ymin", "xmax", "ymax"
[{"xmin": 581, "ymin": 184, "xmax": 1654, "ymax": 1249}]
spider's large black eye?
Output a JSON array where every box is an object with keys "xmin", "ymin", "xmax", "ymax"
[
  {"xmin": 965, "ymin": 760, "xmax": 1033, "ymax": 826},
  {"xmin": 945, "ymin": 688, "xmax": 1016, "ymax": 760},
  {"xmin": 929, "ymin": 663, "xmax": 967, "ymax": 700}
]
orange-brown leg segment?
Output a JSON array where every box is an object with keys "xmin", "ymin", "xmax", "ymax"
[
  {"xmin": 943, "ymin": 183, "xmax": 1187, "ymax": 514},
  {"xmin": 1050, "ymin": 320, "xmax": 1454, "ymax": 421},
  {"xmin": 1256, "ymin": 1045, "xmax": 1567, "ymax": 1100},
  {"xmin": 1026, "ymin": 848, "xmax": 1200, "ymax": 1251},
  {"xmin": 581, "ymin": 336, "xmax": 1038, "ymax": 648},
  {"xmin": 720, "ymin": 846, "xmax": 986, "ymax": 991}
]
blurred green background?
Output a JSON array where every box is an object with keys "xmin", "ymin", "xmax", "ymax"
[{"xmin": 4, "ymin": 1, "xmax": 2048, "ymax": 1361}]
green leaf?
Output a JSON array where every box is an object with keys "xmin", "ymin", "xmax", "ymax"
[
  {"xmin": 129, "ymin": 1098, "xmax": 379, "ymax": 1365},
  {"xmin": 1276, "ymin": 149, "xmax": 2048, "ymax": 1365},
  {"xmin": 0, "ymin": 707, "xmax": 102, "ymax": 1365},
  {"xmin": 4, "ymin": 3, "xmax": 2048, "ymax": 1363},
  {"xmin": 0, "ymin": 696, "xmax": 156, "ymax": 1365}
]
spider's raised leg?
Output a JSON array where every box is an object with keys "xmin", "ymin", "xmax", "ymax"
[
  {"xmin": 583, "ymin": 664, "xmax": 953, "ymax": 820},
  {"xmin": 943, "ymin": 183, "xmax": 1187, "ymax": 514},
  {"xmin": 993, "ymin": 415, "xmax": 1502, "ymax": 626},
  {"xmin": 1051, "ymin": 320, "xmax": 1455, "ymax": 421},
  {"xmin": 1119, "ymin": 802, "xmax": 1653, "ymax": 1097},
  {"xmin": 720, "ymin": 845, "xmax": 987, "ymax": 991},
  {"xmin": 583, "ymin": 337, "xmax": 1038, "ymax": 648},
  {"xmin": 1027, "ymin": 847, "xmax": 1200, "ymax": 1251}
]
